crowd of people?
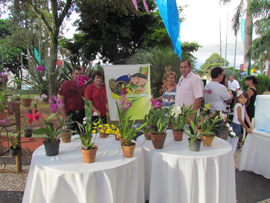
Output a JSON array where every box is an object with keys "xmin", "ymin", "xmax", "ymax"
[{"xmin": 59, "ymin": 62, "xmax": 258, "ymax": 164}]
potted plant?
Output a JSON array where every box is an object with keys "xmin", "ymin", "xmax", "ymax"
[
  {"xmin": 120, "ymin": 117, "xmax": 147, "ymax": 158},
  {"xmin": 21, "ymin": 88, "xmax": 33, "ymax": 107},
  {"xmin": 31, "ymin": 95, "xmax": 74, "ymax": 156},
  {"xmin": 198, "ymin": 104, "xmax": 223, "ymax": 147},
  {"xmin": 186, "ymin": 118, "xmax": 202, "ymax": 152},
  {"xmin": 170, "ymin": 104, "xmax": 194, "ymax": 141},
  {"xmin": 76, "ymin": 98, "xmax": 98, "ymax": 163},
  {"xmin": 96, "ymin": 118, "xmax": 111, "ymax": 138},
  {"xmin": 22, "ymin": 117, "xmax": 33, "ymax": 138},
  {"xmin": 59, "ymin": 115, "xmax": 74, "ymax": 143},
  {"xmin": 7, "ymin": 130, "xmax": 21, "ymax": 156},
  {"xmin": 7, "ymin": 93, "xmax": 21, "ymax": 113},
  {"xmin": 115, "ymin": 94, "xmax": 131, "ymax": 140},
  {"xmin": 148, "ymin": 104, "xmax": 173, "ymax": 149}
]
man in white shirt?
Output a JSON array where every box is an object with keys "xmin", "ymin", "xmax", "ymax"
[
  {"xmin": 204, "ymin": 67, "xmax": 233, "ymax": 136},
  {"xmin": 175, "ymin": 59, "xmax": 204, "ymax": 124},
  {"xmin": 204, "ymin": 67, "xmax": 233, "ymax": 112}
]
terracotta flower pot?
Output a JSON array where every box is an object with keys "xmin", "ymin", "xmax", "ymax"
[
  {"xmin": 201, "ymin": 135, "xmax": 215, "ymax": 147},
  {"xmin": 173, "ymin": 130, "xmax": 184, "ymax": 141},
  {"xmin": 144, "ymin": 131, "xmax": 151, "ymax": 140},
  {"xmin": 99, "ymin": 131, "xmax": 108, "ymax": 138},
  {"xmin": 0, "ymin": 111, "xmax": 8, "ymax": 120},
  {"xmin": 43, "ymin": 139, "xmax": 61, "ymax": 156},
  {"xmin": 150, "ymin": 131, "xmax": 167, "ymax": 149},
  {"xmin": 60, "ymin": 131, "xmax": 72, "ymax": 143},
  {"xmin": 188, "ymin": 138, "xmax": 202, "ymax": 152},
  {"xmin": 81, "ymin": 145, "xmax": 98, "ymax": 163},
  {"xmin": 121, "ymin": 142, "xmax": 136, "ymax": 158},
  {"xmin": 21, "ymin": 98, "xmax": 32, "ymax": 107},
  {"xmin": 115, "ymin": 133, "xmax": 120, "ymax": 140}
]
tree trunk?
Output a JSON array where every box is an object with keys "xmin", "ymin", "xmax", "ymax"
[
  {"xmin": 244, "ymin": 3, "xmax": 252, "ymax": 75},
  {"xmin": 48, "ymin": 35, "xmax": 58, "ymax": 98}
]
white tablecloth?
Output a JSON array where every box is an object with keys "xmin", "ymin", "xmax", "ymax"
[
  {"xmin": 137, "ymin": 130, "xmax": 236, "ymax": 203},
  {"xmin": 22, "ymin": 135, "xmax": 144, "ymax": 203},
  {"xmin": 239, "ymin": 129, "xmax": 270, "ymax": 179}
]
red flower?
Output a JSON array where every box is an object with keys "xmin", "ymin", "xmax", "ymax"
[{"xmin": 25, "ymin": 109, "xmax": 42, "ymax": 124}]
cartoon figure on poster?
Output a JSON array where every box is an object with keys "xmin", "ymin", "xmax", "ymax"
[{"xmin": 108, "ymin": 67, "xmax": 149, "ymax": 100}]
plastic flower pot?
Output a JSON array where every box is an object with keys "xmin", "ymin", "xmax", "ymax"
[
  {"xmin": 188, "ymin": 138, "xmax": 202, "ymax": 152},
  {"xmin": 9, "ymin": 146, "xmax": 21, "ymax": 156},
  {"xmin": 43, "ymin": 139, "xmax": 61, "ymax": 156}
]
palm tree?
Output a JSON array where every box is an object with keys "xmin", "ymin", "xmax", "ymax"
[
  {"xmin": 246, "ymin": 0, "xmax": 270, "ymax": 75},
  {"xmin": 220, "ymin": 0, "xmax": 253, "ymax": 71}
]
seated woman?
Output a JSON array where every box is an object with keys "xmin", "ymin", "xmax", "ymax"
[
  {"xmin": 155, "ymin": 71, "xmax": 177, "ymax": 114},
  {"xmin": 85, "ymin": 70, "xmax": 107, "ymax": 124}
]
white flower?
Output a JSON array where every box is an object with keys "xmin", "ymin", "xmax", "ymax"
[
  {"xmin": 226, "ymin": 123, "xmax": 230, "ymax": 128},
  {"xmin": 230, "ymin": 132, "xmax": 236, "ymax": 137},
  {"xmin": 229, "ymin": 127, "xmax": 233, "ymax": 131},
  {"xmin": 93, "ymin": 112, "xmax": 98, "ymax": 116},
  {"xmin": 42, "ymin": 76, "xmax": 46, "ymax": 81},
  {"xmin": 83, "ymin": 117, "xmax": 87, "ymax": 121},
  {"xmin": 41, "ymin": 94, "xmax": 47, "ymax": 99},
  {"xmin": 172, "ymin": 105, "xmax": 181, "ymax": 117},
  {"xmin": 83, "ymin": 121, "xmax": 86, "ymax": 125}
]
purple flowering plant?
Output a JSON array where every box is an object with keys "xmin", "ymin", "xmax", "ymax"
[
  {"xmin": 35, "ymin": 66, "xmax": 46, "ymax": 74},
  {"xmin": 32, "ymin": 94, "xmax": 74, "ymax": 143},
  {"xmin": 116, "ymin": 94, "xmax": 147, "ymax": 145},
  {"xmin": 0, "ymin": 71, "xmax": 9, "ymax": 89},
  {"xmin": 77, "ymin": 75, "xmax": 90, "ymax": 87}
]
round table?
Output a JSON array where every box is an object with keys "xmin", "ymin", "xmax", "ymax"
[
  {"xmin": 137, "ymin": 130, "xmax": 236, "ymax": 203},
  {"xmin": 23, "ymin": 135, "xmax": 144, "ymax": 203}
]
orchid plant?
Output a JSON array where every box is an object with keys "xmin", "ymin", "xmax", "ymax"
[
  {"xmin": 170, "ymin": 104, "xmax": 194, "ymax": 132},
  {"xmin": 76, "ymin": 97, "xmax": 98, "ymax": 150},
  {"xmin": 32, "ymin": 95, "xmax": 74, "ymax": 143},
  {"xmin": 116, "ymin": 94, "xmax": 147, "ymax": 144}
]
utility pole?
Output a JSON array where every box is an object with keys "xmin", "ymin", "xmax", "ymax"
[{"xmin": 224, "ymin": 2, "xmax": 230, "ymax": 67}]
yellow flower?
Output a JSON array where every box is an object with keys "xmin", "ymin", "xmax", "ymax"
[
  {"xmin": 92, "ymin": 130, "xmax": 97, "ymax": 134},
  {"xmin": 94, "ymin": 122, "xmax": 98, "ymax": 125},
  {"xmin": 105, "ymin": 123, "xmax": 109, "ymax": 127},
  {"xmin": 100, "ymin": 129, "xmax": 104, "ymax": 133},
  {"xmin": 98, "ymin": 125, "xmax": 103, "ymax": 128},
  {"xmin": 111, "ymin": 125, "xmax": 115, "ymax": 129}
]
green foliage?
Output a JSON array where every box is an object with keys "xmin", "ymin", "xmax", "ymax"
[
  {"xmin": 121, "ymin": 118, "xmax": 147, "ymax": 146},
  {"xmin": 228, "ymin": 67, "xmax": 240, "ymax": 80},
  {"xmin": 240, "ymin": 75, "xmax": 270, "ymax": 94},
  {"xmin": 76, "ymin": 98, "xmax": 96, "ymax": 150},
  {"xmin": 8, "ymin": 130, "xmax": 21, "ymax": 149},
  {"xmin": 200, "ymin": 53, "xmax": 229, "ymax": 75},
  {"xmin": 0, "ymin": 90, "xmax": 8, "ymax": 112},
  {"xmin": 33, "ymin": 113, "xmax": 74, "ymax": 143}
]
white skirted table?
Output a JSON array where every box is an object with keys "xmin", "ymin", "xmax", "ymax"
[
  {"xmin": 239, "ymin": 129, "xmax": 270, "ymax": 179},
  {"xmin": 137, "ymin": 130, "xmax": 236, "ymax": 203},
  {"xmin": 22, "ymin": 135, "xmax": 144, "ymax": 203}
]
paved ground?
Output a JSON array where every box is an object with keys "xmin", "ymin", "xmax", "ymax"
[{"xmin": 1, "ymin": 129, "xmax": 270, "ymax": 203}]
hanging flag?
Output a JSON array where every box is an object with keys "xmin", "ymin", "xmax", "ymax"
[
  {"xmin": 143, "ymin": 0, "xmax": 150, "ymax": 14},
  {"xmin": 131, "ymin": 0, "xmax": 150, "ymax": 14},
  {"xmin": 241, "ymin": 19, "xmax": 245, "ymax": 45},
  {"xmin": 155, "ymin": 0, "xmax": 181, "ymax": 59},
  {"xmin": 132, "ymin": 0, "xmax": 138, "ymax": 10}
]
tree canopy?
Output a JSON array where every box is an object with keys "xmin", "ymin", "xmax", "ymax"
[{"xmin": 200, "ymin": 53, "xmax": 229, "ymax": 74}]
